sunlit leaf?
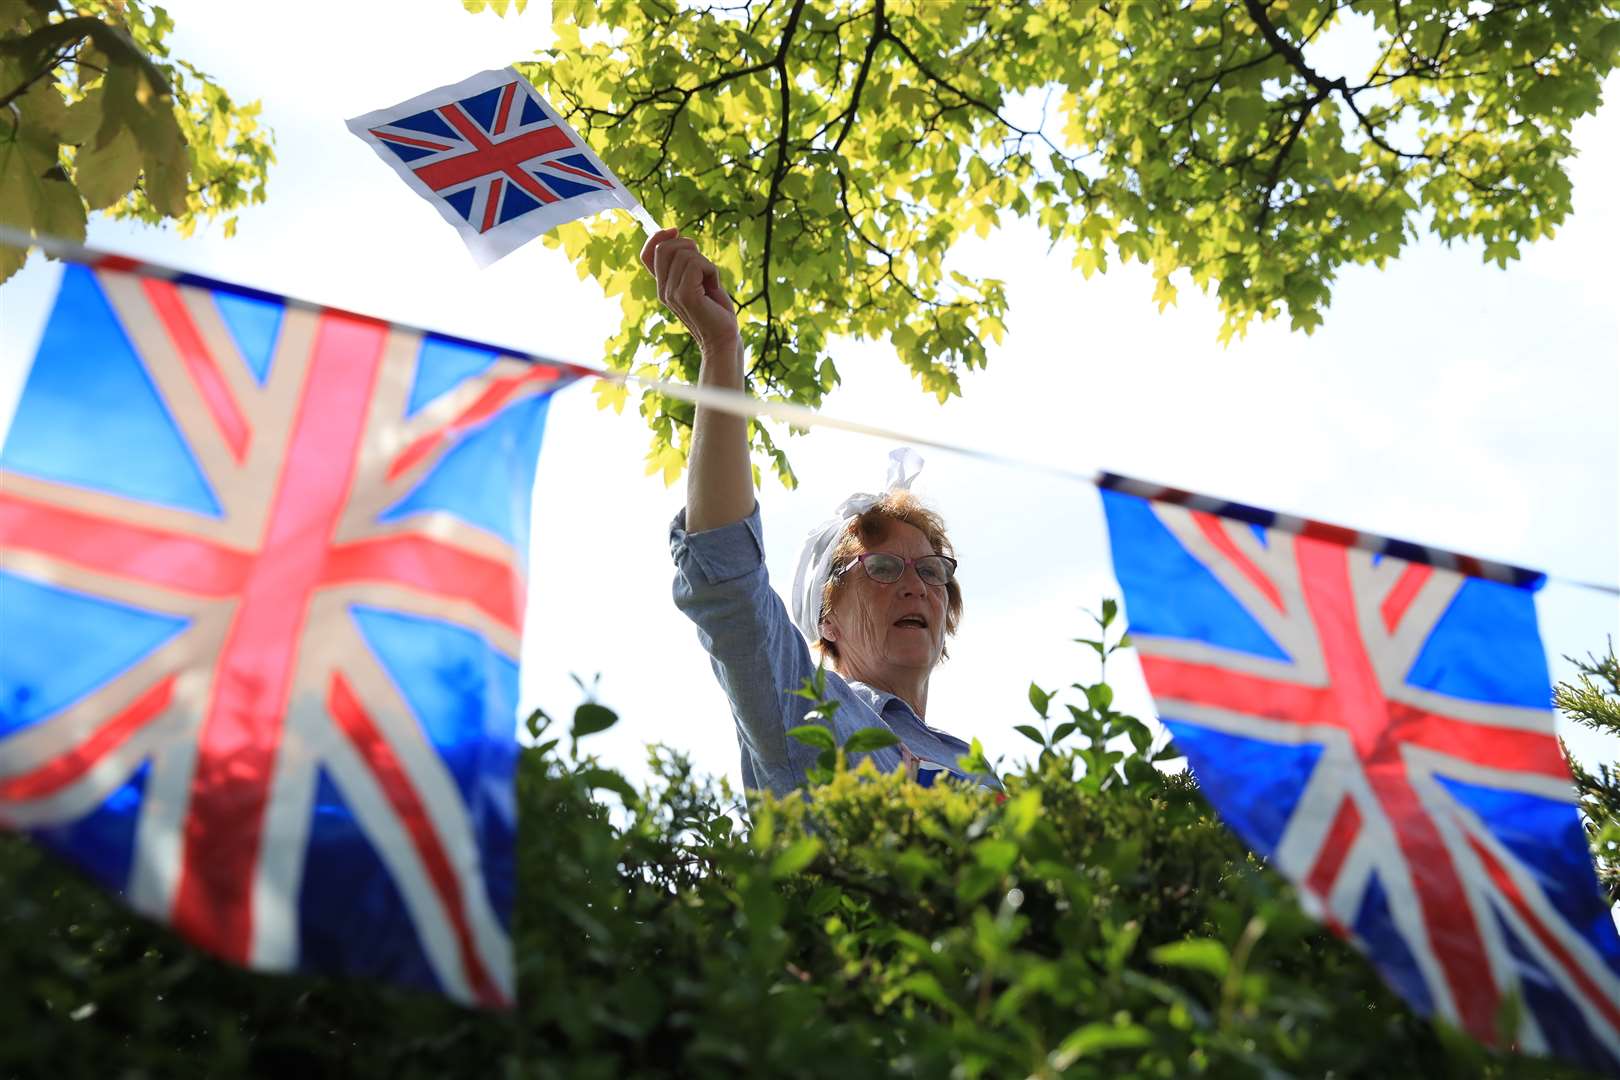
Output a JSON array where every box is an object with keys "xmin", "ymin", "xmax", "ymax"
[
  {"xmin": 786, "ymin": 724, "xmax": 837, "ymax": 752},
  {"xmin": 842, "ymin": 727, "xmax": 899, "ymax": 755},
  {"xmin": 770, "ymin": 836, "xmax": 822, "ymax": 878},
  {"xmin": 1150, "ymin": 938, "xmax": 1229, "ymax": 979}
]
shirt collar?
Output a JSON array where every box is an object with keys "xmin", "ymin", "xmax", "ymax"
[
  {"xmin": 846, "ymin": 679, "xmax": 904, "ymax": 716},
  {"xmin": 846, "ymin": 680, "xmax": 965, "ymax": 746}
]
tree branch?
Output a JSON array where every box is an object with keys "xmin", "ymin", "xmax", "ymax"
[
  {"xmin": 0, "ymin": 39, "xmax": 81, "ymax": 113},
  {"xmin": 1241, "ymin": 0, "xmax": 1342, "ymax": 98},
  {"xmin": 885, "ymin": 25, "xmax": 1088, "ymax": 179},
  {"xmin": 752, "ymin": 0, "xmax": 809, "ymax": 382},
  {"xmin": 1242, "ymin": 0, "xmax": 1440, "ymax": 169},
  {"xmin": 830, "ymin": 0, "xmax": 884, "ymax": 153},
  {"xmin": 1254, "ymin": 89, "xmax": 1327, "ymax": 230}
]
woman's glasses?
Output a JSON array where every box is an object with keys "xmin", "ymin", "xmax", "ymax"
[{"xmin": 840, "ymin": 552, "xmax": 957, "ymax": 587}]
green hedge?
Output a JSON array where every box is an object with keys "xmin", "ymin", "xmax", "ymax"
[{"xmin": 1, "ymin": 638, "xmax": 1602, "ymax": 1079}]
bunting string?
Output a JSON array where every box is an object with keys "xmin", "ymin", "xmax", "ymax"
[{"xmin": 2, "ymin": 225, "xmax": 1613, "ymax": 597}]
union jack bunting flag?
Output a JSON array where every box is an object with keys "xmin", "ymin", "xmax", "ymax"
[
  {"xmin": 1101, "ymin": 486, "xmax": 1620, "ymax": 1073},
  {"xmin": 347, "ymin": 67, "xmax": 642, "ymax": 266},
  {"xmin": 0, "ymin": 257, "xmax": 581, "ymax": 1006}
]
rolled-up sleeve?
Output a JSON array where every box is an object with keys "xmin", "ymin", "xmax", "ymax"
[{"xmin": 670, "ymin": 505, "xmax": 819, "ymax": 783}]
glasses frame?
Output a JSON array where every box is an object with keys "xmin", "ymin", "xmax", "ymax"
[{"xmin": 838, "ymin": 551, "xmax": 958, "ymax": 587}]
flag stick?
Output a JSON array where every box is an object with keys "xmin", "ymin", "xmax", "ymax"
[{"xmin": 626, "ymin": 203, "xmax": 662, "ymax": 236}]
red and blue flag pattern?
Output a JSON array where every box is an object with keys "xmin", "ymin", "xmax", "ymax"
[
  {"xmin": 0, "ymin": 258, "xmax": 580, "ymax": 1007},
  {"xmin": 348, "ymin": 67, "xmax": 638, "ymax": 266},
  {"xmin": 1102, "ymin": 485, "xmax": 1620, "ymax": 1072}
]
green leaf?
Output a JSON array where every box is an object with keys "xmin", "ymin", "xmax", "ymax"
[
  {"xmin": 1151, "ymin": 938, "xmax": 1229, "ymax": 979},
  {"xmin": 842, "ymin": 727, "xmax": 899, "ymax": 754},
  {"xmin": 956, "ymin": 737, "xmax": 992, "ymax": 776},
  {"xmin": 1086, "ymin": 683, "xmax": 1114, "ymax": 712},
  {"xmin": 571, "ymin": 702, "xmax": 618, "ymax": 739},
  {"xmin": 1027, "ymin": 681, "xmax": 1051, "ymax": 717},
  {"xmin": 770, "ymin": 836, "xmax": 822, "ymax": 878},
  {"xmin": 1104, "ymin": 918, "xmax": 1141, "ymax": 972},
  {"xmin": 1101, "ymin": 598, "xmax": 1118, "ymax": 627},
  {"xmin": 523, "ymin": 707, "xmax": 551, "ymax": 740},
  {"xmin": 1225, "ymin": 93, "xmax": 1268, "ymax": 132},
  {"xmin": 806, "ymin": 884, "xmax": 843, "ymax": 916},
  {"xmin": 894, "ymin": 849, "xmax": 943, "ymax": 890},
  {"xmin": 1001, "ymin": 790, "xmax": 1041, "ymax": 836},
  {"xmin": 142, "ymin": 135, "xmax": 191, "ymax": 218},
  {"xmin": 1125, "ymin": 719, "xmax": 1152, "ymax": 754},
  {"xmin": 790, "ymin": 667, "xmax": 828, "ymax": 701},
  {"xmin": 0, "ymin": 241, "xmax": 26, "ymax": 284},
  {"xmin": 1049, "ymin": 1021, "xmax": 1152, "ymax": 1069},
  {"xmin": 91, "ymin": 55, "xmax": 166, "ymax": 153},
  {"xmin": 956, "ymin": 863, "xmax": 1001, "ymax": 904},
  {"xmin": 578, "ymin": 767, "xmax": 639, "ymax": 805},
  {"xmin": 786, "ymin": 724, "xmax": 837, "ymax": 752},
  {"xmin": 973, "ymin": 838, "xmax": 1019, "ymax": 875},
  {"xmin": 899, "ymin": 971, "xmax": 961, "ymax": 1014},
  {"xmin": 57, "ymin": 90, "xmax": 106, "ymax": 146},
  {"xmin": 0, "ymin": 152, "xmax": 86, "ymax": 284},
  {"xmin": 1013, "ymin": 724, "xmax": 1047, "ymax": 747},
  {"xmin": 15, "ymin": 79, "xmax": 73, "ymax": 145},
  {"xmin": 0, "ymin": 138, "xmax": 50, "ymax": 232},
  {"xmin": 1103, "ymin": 836, "xmax": 1142, "ymax": 878}
]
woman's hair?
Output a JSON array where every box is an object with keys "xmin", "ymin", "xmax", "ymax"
[{"xmin": 817, "ymin": 489, "xmax": 962, "ymax": 662}]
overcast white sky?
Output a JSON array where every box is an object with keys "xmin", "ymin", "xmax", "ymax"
[{"xmin": 1, "ymin": 2, "xmax": 1615, "ymax": 790}]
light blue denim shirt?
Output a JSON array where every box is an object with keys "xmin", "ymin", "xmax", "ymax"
[{"xmin": 670, "ymin": 504, "xmax": 999, "ymax": 797}]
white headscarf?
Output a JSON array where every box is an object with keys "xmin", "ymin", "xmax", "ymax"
[{"xmin": 790, "ymin": 447, "xmax": 925, "ymax": 646}]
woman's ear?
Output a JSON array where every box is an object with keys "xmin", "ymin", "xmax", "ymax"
[{"xmin": 819, "ymin": 612, "xmax": 839, "ymax": 643}]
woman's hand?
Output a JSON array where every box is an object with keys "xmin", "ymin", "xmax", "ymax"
[{"xmin": 640, "ymin": 228, "xmax": 739, "ymax": 357}]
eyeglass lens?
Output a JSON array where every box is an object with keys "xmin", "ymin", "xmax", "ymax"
[{"xmin": 863, "ymin": 553, "xmax": 953, "ymax": 586}]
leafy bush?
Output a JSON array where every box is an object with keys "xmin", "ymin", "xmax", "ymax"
[
  {"xmin": 1558, "ymin": 644, "xmax": 1620, "ymax": 907},
  {"xmin": 1, "ymin": 628, "xmax": 1606, "ymax": 1078}
]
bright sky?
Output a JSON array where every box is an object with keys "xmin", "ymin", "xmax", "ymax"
[{"xmin": 1, "ymin": 2, "xmax": 1615, "ymax": 791}]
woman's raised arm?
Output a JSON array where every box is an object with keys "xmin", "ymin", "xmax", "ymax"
[{"xmin": 640, "ymin": 229, "xmax": 752, "ymax": 533}]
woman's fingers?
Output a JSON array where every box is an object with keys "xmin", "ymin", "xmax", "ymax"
[
  {"xmin": 641, "ymin": 229, "xmax": 738, "ymax": 348},
  {"xmin": 645, "ymin": 231, "xmax": 728, "ymax": 312},
  {"xmin": 675, "ymin": 251, "xmax": 710, "ymax": 312},
  {"xmin": 639, "ymin": 227, "xmax": 679, "ymax": 275},
  {"xmin": 653, "ymin": 236, "xmax": 698, "ymax": 297},
  {"xmin": 661, "ymin": 246, "xmax": 698, "ymax": 309},
  {"xmin": 700, "ymin": 261, "xmax": 733, "ymax": 313},
  {"xmin": 662, "ymin": 244, "xmax": 717, "ymax": 311}
]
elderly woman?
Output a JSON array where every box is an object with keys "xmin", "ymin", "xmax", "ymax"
[{"xmin": 643, "ymin": 229, "xmax": 998, "ymax": 796}]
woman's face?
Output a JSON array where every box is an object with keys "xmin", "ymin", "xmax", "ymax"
[{"xmin": 822, "ymin": 520, "xmax": 949, "ymax": 679}]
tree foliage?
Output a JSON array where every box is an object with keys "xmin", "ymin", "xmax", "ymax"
[
  {"xmin": 0, "ymin": 0, "xmax": 274, "ymax": 283},
  {"xmin": 1558, "ymin": 641, "xmax": 1620, "ymax": 906},
  {"xmin": 3, "ymin": 622, "xmax": 1611, "ymax": 1078},
  {"xmin": 494, "ymin": 0, "xmax": 1618, "ymax": 482}
]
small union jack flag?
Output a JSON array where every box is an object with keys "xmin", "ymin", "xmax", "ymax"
[
  {"xmin": 1102, "ymin": 484, "xmax": 1620, "ymax": 1073},
  {"xmin": 348, "ymin": 67, "xmax": 641, "ymax": 266},
  {"xmin": 0, "ymin": 256, "xmax": 581, "ymax": 1006}
]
